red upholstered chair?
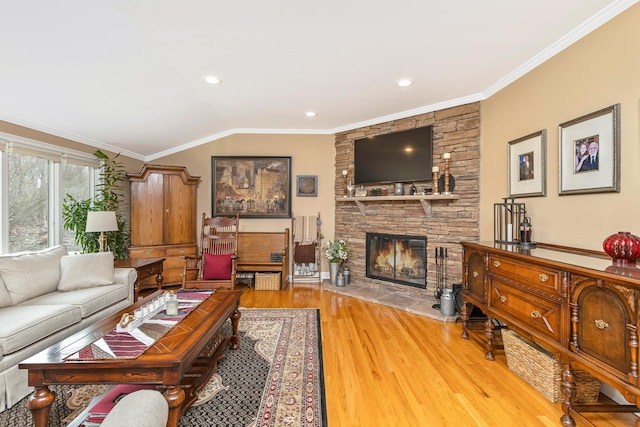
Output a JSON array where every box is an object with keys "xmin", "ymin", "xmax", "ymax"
[{"xmin": 183, "ymin": 213, "xmax": 239, "ymax": 290}]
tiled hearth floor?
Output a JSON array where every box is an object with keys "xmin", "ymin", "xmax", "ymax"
[{"xmin": 320, "ymin": 280, "xmax": 459, "ymax": 322}]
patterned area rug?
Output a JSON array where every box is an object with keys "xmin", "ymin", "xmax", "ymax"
[{"xmin": 0, "ymin": 308, "xmax": 326, "ymax": 427}]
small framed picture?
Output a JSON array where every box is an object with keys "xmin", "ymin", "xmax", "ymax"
[
  {"xmin": 508, "ymin": 130, "xmax": 547, "ymax": 197},
  {"xmin": 296, "ymin": 175, "xmax": 317, "ymax": 197},
  {"xmin": 559, "ymin": 104, "xmax": 620, "ymax": 195}
]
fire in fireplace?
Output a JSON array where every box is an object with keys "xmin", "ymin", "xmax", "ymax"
[{"xmin": 366, "ymin": 232, "xmax": 427, "ymax": 289}]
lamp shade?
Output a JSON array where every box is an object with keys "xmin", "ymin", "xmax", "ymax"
[{"xmin": 86, "ymin": 211, "xmax": 118, "ymax": 232}]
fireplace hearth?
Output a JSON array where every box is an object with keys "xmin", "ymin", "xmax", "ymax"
[{"xmin": 366, "ymin": 232, "xmax": 427, "ymax": 289}]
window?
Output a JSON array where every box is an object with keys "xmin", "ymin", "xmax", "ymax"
[{"xmin": 0, "ymin": 135, "xmax": 98, "ymax": 253}]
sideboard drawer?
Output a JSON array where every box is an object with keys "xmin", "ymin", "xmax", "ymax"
[
  {"xmin": 166, "ymin": 245, "xmax": 197, "ymax": 257},
  {"xmin": 490, "ymin": 278, "xmax": 562, "ymax": 343},
  {"xmin": 129, "ymin": 247, "xmax": 166, "ymax": 258},
  {"xmin": 489, "ymin": 255, "xmax": 560, "ymax": 294}
]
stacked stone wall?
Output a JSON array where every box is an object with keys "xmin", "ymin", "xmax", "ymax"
[{"xmin": 334, "ymin": 102, "xmax": 480, "ymax": 295}]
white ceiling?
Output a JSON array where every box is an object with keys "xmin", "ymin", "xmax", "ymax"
[{"xmin": 0, "ymin": 0, "xmax": 636, "ymax": 161}]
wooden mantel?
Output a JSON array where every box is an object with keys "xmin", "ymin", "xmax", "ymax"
[{"xmin": 336, "ymin": 194, "xmax": 460, "ymax": 216}]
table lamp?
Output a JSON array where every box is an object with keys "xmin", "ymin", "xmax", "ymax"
[{"xmin": 86, "ymin": 211, "xmax": 118, "ymax": 252}]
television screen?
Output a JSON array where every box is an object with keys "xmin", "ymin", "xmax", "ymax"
[{"xmin": 354, "ymin": 126, "xmax": 433, "ymax": 185}]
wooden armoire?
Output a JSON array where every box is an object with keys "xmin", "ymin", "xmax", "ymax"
[{"xmin": 127, "ymin": 165, "xmax": 201, "ymax": 287}]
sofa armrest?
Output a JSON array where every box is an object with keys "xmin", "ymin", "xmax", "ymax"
[
  {"xmin": 114, "ymin": 267, "xmax": 137, "ymax": 302},
  {"xmin": 114, "ymin": 267, "xmax": 137, "ymax": 286}
]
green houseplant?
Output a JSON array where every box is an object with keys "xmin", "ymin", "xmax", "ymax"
[
  {"xmin": 325, "ymin": 240, "xmax": 349, "ymax": 285},
  {"xmin": 324, "ymin": 239, "xmax": 349, "ymax": 263},
  {"xmin": 63, "ymin": 150, "xmax": 130, "ymax": 258}
]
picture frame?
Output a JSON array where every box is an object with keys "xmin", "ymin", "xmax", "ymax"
[
  {"xmin": 508, "ymin": 129, "xmax": 547, "ymax": 197},
  {"xmin": 558, "ymin": 104, "xmax": 620, "ymax": 195},
  {"xmin": 296, "ymin": 175, "xmax": 318, "ymax": 197},
  {"xmin": 211, "ymin": 156, "xmax": 291, "ymax": 218}
]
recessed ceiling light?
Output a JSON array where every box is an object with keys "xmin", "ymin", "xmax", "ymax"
[
  {"xmin": 203, "ymin": 75, "xmax": 221, "ymax": 85},
  {"xmin": 305, "ymin": 111, "xmax": 317, "ymax": 117},
  {"xmin": 397, "ymin": 79, "xmax": 413, "ymax": 87}
]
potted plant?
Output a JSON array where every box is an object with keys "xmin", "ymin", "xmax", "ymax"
[
  {"xmin": 63, "ymin": 150, "xmax": 130, "ymax": 258},
  {"xmin": 325, "ymin": 239, "xmax": 349, "ymax": 285}
]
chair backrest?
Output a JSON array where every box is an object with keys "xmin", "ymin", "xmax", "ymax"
[{"xmin": 201, "ymin": 213, "xmax": 239, "ymax": 256}]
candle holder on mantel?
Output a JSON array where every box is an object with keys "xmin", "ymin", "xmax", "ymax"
[
  {"xmin": 443, "ymin": 153, "xmax": 451, "ymax": 194},
  {"xmin": 432, "ymin": 166, "xmax": 440, "ymax": 195},
  {"xmin": 341, "ymin": 169, "xmax": 348, "ymax": 197}
]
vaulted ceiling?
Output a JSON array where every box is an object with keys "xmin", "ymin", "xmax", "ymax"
[{"xmin": 0, "ymin": 1, "xmax": 635, "ymax": 160}]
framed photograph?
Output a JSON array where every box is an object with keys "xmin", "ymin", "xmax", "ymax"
[
  {"xmin": 559, "ymin": 104, "xmax": 620, "ymax": 195},
  {"xmin": 296, "ymin": 175, "xmax": 317, "ymax": 197},
  {"xmin": 211, "ymin": 156, "xmax": 291, "ymax": 218},
  {"xmin": 508, "ymin": 130, "xmax": 547, "ymax": 197}
]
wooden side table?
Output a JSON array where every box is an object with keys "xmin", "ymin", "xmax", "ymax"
[{"xmin": 114, "ymin": 257, "xmax": 165, "ymax": 301}]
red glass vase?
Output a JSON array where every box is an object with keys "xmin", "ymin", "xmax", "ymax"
[{"xmin": 602, "ymin": 231, "xmax": 640, "ymax": 267}]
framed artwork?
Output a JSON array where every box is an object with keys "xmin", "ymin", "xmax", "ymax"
[
  {"xmin": 211, "ymin": 156, "xmax": 291, "ymax": 218},
  {"xmin": 508, "ymin": 130, "xmax": 547, "ymax": 197},
  {"xmin": 296, "ymin": 175, "xmax": 318, "ymax": 197},
  {"xmin": 559, "ymin": 104, "xmax": 620, "ymax": 195}
]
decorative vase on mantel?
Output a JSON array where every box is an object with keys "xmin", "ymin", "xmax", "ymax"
[{"xmin": 329, "ymin": 262, "xmax": 341, "ymax": 285}]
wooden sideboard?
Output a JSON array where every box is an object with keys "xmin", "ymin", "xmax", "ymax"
[{"xmin": 460, "ymin": 241, "xmax": 640, "ymax": 426}]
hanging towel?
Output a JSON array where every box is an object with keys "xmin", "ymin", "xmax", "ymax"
[{"xmin": 293, "ymin": 216, "xmax": 318, "ymax": 244}]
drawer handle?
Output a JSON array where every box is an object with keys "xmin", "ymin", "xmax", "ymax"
[
  {"xmin": 499, "ymin": 295, "xmax": 507, "ymax": 303},
  {"xmin": 493, "ymin": 260, "xmax": 501, "ymax": 268},
  {"xmin": 539, "ymin": 273, "xmax": 549, "ymax": 282},
  {"xmin": 472, "ymin": 271, "xmax": 479, "ymax": 278},
  {"xmin": 595, "ymin": 319, "xmax": 609, "ymax": 330},
  {"xmin": 531, "ymin": 310, "xmax": 541, "ymax": 318}
]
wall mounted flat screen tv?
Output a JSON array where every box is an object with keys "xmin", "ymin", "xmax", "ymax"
[{"xmin": 354, "ymin": 126, "xmax": 433, "ymax": 185}]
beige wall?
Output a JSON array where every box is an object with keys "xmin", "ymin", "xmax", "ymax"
[
  {"xmin": 481, "ymin": 4, "xmax": 640, "ymax": 250},
  {"xmin": 155, "ymin": 133, "xmax": 336, "ymax": 268}
]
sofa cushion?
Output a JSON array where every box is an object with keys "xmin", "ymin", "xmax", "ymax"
[
  {"xmin": 0, "ymin": 245, "xmax": 67, "ymax": 304},
  {"xmin": 20, "ymin": 284, "xmax": 129, "ymax": 319},
  {"xmin": 58, "ymin": 252, "xmax": 115, "ymax": 291},
  {"xmin": 0, "ymin": 276, "xmax": 13, "ymax": 309},
  {"xmin": 203, "ymin": 253, "xmax": 232, "ymax": 280},
  {"xmin": 0, "ymin": 304, "xmax": 81, "ymax": 355}
]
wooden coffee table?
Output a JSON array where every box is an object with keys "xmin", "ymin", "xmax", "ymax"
[{"xmin": 19, "ymin": 289, "xmax": 242, "ymax": 427}]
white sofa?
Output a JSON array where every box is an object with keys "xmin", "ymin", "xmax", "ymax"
[{"xmin": 0, "ymin": 245, "xmax": 137, "ymax": 411}]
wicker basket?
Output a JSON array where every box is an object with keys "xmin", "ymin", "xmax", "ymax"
[
  {"xmin": 503, "ymin": 330, "xmax": 601, "ymax": 403},
  {"xmin": 255, "ymin": 272, "xmax": 281, "ymax": 290}
]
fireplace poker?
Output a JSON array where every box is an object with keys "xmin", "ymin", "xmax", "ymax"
[{"xmin": 433, "ymin": 246, "xmax": 448, "ymax": 309}]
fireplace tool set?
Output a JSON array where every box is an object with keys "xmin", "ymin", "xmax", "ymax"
[{"xmin": 432, "ymin": 247, "xmax": 456, "ymax": 316}]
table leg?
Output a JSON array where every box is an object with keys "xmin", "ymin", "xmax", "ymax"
[
  {"xmin": 134, "ymin": 279, "xmax": 140, "ymax": 301},
  {"xmin": 27, "ymin": 386, "xmax": 55, "ymax": 427},
  {"xmin": 560, "ymin": 364, "xmax": 577, "ymax": 427},
  {"xmin": 164, "ymin": 385, "xmax": 185, "ymax": 427},
  {"xmin": 230, "ymin": 308, "xmax": 241, "ymax": 350},
  {"xmin": 483, "ymin": 316, "xmax": 496, "ymax": 361},
  {"xmin": 156, "ymin": 270, "xmax": 164, "ymax": 290}
]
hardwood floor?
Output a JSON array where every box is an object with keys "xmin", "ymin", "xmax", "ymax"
[{"xmin": 239, "ymin": 283, "xmax": 638, "ymax": 427}]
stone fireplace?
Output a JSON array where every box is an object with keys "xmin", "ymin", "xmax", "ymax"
[
  {"xmin": 334, "ymin": 102, "xmax": 480, "ymax": 297},
  {"xmin": 366, "ymin": 233, "xmax": 427, "ymax": 289}
]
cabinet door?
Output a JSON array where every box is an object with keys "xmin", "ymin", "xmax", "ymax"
[
  {"xmin": 163, "ymin": 174, "xmax": 198, "ymax": 245},
  {"xmin": 130, "ymin": 172, "xmax": 165, "ymax": 246},
  {"xmin": 464, "ymin": 249, "xmax": 486, "ymax": 303},
  {"xmin": 572, "ymin": 279, "xmax": 634, "ymax": 375}
]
